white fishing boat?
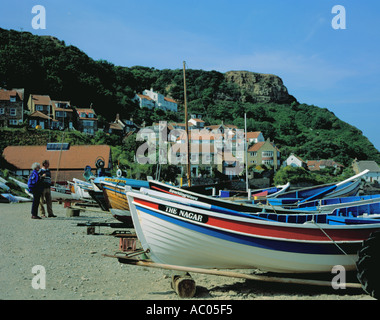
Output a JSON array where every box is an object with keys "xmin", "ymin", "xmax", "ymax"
[{"xmin": 126, "ymin": 188, "xmax": 380, "ymax": 274}]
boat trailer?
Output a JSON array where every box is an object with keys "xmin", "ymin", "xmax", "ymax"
[{"xmin": 103, "ymin": 252, "xmax": 363, "ymax": 298}]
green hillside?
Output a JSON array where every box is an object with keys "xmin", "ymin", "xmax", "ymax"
[{"xmin": 0, "ymin": 27, "xmax": 379, "ymax": 167}]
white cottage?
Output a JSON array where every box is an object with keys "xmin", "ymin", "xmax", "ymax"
[
  {"xmin": 352, "ymin": 160, "xmax": 380, "ymax": 183},
  {"xmin": 135, "ymin": 88, "xmax": 178, "ymax": 112},
  {"xmin": 285, "ymin": 153, "xmax": 307, "ymax": 168}
]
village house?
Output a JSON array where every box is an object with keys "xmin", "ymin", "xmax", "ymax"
[
  {"xmin": 106, "ymin": 114, "xmax": 139, "ymax": 136},
  {"xmin": 170, "ymin": 144, "xmax": 215, "ymax": 177},
  {"xmin": 27, "ymin": 94, "xmax": 60, "ymax": 129},
  {"xmin": 285, "ymin": 153, "xmax": 308, "ymax": 168},
  {"xmin": 307, "ymin": 159, "xmax": 344, "ymax": 172},
  {"xmin": 28, "ymin": 110, "xmax": 57, "ymax": 130},
  {"xmin": 135, "ymin": 93, "xmax": 155, "ymax": 109},
  {"xmin": 247, "ymin": 139, "xmax": 281, "ymax": 170},
  {"xmin": 27, "ymin": 94, "xmax": 52, "ymax": 117},
  {"xmin": 352, "ymin": 160, "xmax": 380, "ymax": 183},
  {"xmin": 246, "ymin": 131, "xmax": 265, "ymax": 145},
  {"xmin": 75, "ymin": 107, "xmax": 98, "ymax": 135},
  {"xmin": 135, "ymin": 88, "xmax": 178, "ymax": 112},
  {"xmin": 188, "ymin": 114, "xmax": 205, "ymax": 129},
  {"xmin": 52, "ymin": 100, "xmax": 75, "ymax": 130},
  {"xmin": 2, "ymin": 144, "xmax": 112, "ymax": 182},
  {"xmin": 0, "ymin": 89, "xmax": 24, "ymax": 127}
]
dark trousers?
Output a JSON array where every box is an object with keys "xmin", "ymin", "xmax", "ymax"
[{"xmin": 31, "ymin": 190, "xmax": 43, "ymax": 217}]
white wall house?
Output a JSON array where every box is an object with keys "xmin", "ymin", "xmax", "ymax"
[
  {"xmin": 135, "ymin": 88, "xmax": 178, "ymax": 112},
  {"xmin": 285, "ymin": 153, "xmax": 307, "ymax": 168},
  {"xmin": 352, "ymin": 160, "xmax": 380, "ymax": 183},
  {"xmin": 135, "ymin": 93, "xmax": 155, "ymax": 109}
]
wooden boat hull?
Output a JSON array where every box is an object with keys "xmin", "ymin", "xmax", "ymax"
[
  {"xmin": 127, "ymin": 191, "xmax": 380, "ymax": 273},
  {"xmin": 102, "ymin": 183, "xmax": 131, "ymax": 223}
]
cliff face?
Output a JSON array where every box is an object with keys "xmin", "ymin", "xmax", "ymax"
[{"xmin": 225, "ymin": 71, "xmax": 296, "ymax": 104}]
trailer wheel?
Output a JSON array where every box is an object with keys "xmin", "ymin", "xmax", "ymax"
[{"xmin": 356, "ymin": 231, "xmax": 380, "ymax": 299}]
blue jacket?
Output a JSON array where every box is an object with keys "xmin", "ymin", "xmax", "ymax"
[{"xmin": 28, "ymin": 169, "xmax": 43, "ymax": 192}]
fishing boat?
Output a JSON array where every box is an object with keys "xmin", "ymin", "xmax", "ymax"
[
  {"xmin": 266, "ymin": 170, "xmax": 368, "ymax": 206},
  {"xmin": 101, "ymin": 181, "xmax": 132, "ymax": 223},
  {"xmin": 68, "ymin": 178, "xmax": 92, "ymax": 200},
  {"xmin": 0, "ymin": 177, "xmax": 10, "ymax": 191},
  {"xmin": 219, "ymin": 182, "xmax": 290, "ymax": 199},
  {"xmin": 292, "ymin": 194, "xmax": 380, "ymax": 212},
  {"xmin": 10, "ymin": 176, "xmax": 72, "ymax": 200},
  {"xmin": 126, "ymin": 188, "xmax": 380, "ymax": 274},
  {"xmin": 1, "ymin": 193, "xmax": 31, "ymax": 203},
  {"xmin": 100, "ymin": 178, "xmax": 150, "ymax": 223}
]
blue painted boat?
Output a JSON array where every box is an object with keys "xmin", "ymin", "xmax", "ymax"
[{"xmin": 265, "ymin": 170, "xmax": 369, "ymax": 205}]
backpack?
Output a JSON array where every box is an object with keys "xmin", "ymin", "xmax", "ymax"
[{"xmin": 27, "ymin": 170, "xmax": 39, "ymax": 192}]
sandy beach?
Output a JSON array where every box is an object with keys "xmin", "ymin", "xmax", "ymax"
[{"xmin": 0, "ymin": 202, "xmax": 375, "ymax": 301}]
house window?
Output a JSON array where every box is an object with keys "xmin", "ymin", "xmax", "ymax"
[
  {"xmin": 10, "ymin": 108, "xmax": 16, "ymax": 116},
  {"xmin": 9, "ymin": 119, "xmax": 18, "ymax": 125},
  {"xmin": 56, "ymin": 111, "xmax": 66, "ymax": 117},
  {"xmin": 88, "ymin": 113, "xmax": 94, "ymax": 118},
  {"xmin": 250, "ymin": 152, "xmax": 257, "ymax": 157},
  {"xmin": 0, "ymin": 108, "xmax": 4, "ymax": 115},
  {"xmin": 262, "ymin": 151, "xmax": 273, "ymax": 157},
  {"xmin": 190, "ymin": 154, "xmax": 198, "ymax": 163},
  {"xmin": 36, "ymin": 105, "xmax": 44, "ymax": 111},
  {"xmin": 203, "ymin": 154, "xmax": 211, "ymax": 163},
  {"xmin": 83, "ymin": 120, "xmax": 94, "ymax": 127},
  {"xmin": 10, "ymin": 96, "xmax": 16, "ymax": 102},
  {"xmin": 84, "ymin": 128, "xmax": 94, "ymax": 134},
  {"xmin": 80, "ymin": 112, "xmax": 87, "ymax": 118},
  {"xmin": 29, "ymin": 120, "xmax": 37, "ymax": 128}
]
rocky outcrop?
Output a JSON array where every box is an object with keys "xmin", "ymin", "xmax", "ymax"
[{"xmin": 225, "ymin": 71, "xmax": 297, "ymax": 104}]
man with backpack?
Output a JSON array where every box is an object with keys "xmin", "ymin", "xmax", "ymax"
[{"xmin": 28, "ymin": 162, "xmax": 44, "ymax": 219}]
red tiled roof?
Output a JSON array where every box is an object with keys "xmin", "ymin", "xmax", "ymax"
[
  {"xmin": 248, "ymin": 142, "xmax": 265, "ymax": 152},
  {"xmin": 307, "ymin": 160, "xmax": 344, "ymax": 171},
  {"xmin": 137, "ymin": 94, "xmax": 154, "ymax": 101},
  {"xmin": 30, "ymin": 94, "xmax": 51, "ymax": 106},
  {"xmin": 29, "ymin": 111, "xmax": 54, "ymax": 120},
  {"xmin": 3, "ymin": 145, "xmax": 111, "ymax": 170},
  {"xmin": 189, "ymin": 118, "xmax": 205, "ymax": 123},
  {"xmin": 0, "ymin": 89, "xmax": 22, "ymax": 101},
  {"xmin": 246, "ymin": 131, "xmax": 262, "ymax": 140},
  {"xmin": 164, "ymin": 97, "xmax": 177, "ymax": 104}
]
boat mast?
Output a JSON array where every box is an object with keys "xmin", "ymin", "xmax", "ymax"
[
  {"xmin": 245, "ymin": 113, "xmax": 249, "ymax": 193},
  {"xmin": 54, "ymin": 132, "xmax": 65, "ymax": 186},
  {"xmin": 183, "ymin": 61, "xmax": 191, "ymax": 187}
]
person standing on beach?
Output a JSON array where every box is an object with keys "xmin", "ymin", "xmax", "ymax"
[
  {"xmin": 39, "ymin": 160, "xmax": 56, "ymax": 218},
  {"xmin": 28, "ymin": 162, "xmax": 44, "ymax": 219}
]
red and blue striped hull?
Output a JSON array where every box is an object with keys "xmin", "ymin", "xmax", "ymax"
[{"xmin": 127, "ymin": 191, "xmax": 380, "ymax": 273}]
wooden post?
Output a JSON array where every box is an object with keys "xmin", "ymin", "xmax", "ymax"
[
  {"xmin": 66, "ymin": 208, "xmax": 80, "ymax": 217},
  {"xmin": 183, "ymin": 61, "xmax": 191, "ymax": 187},
  {"xmin": 171, "ymin": 273, "xmax": 196, "ymax": 298},
  {"xmin": 107, "ymin": 256, "xmax": 363, "ymax": 289}
]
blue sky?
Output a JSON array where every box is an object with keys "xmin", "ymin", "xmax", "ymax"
[{"xmin": 1, "ymin": 0, "xmax": 380, "ymax": 152}]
